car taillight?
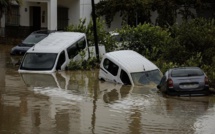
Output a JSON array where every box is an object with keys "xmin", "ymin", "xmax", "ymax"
[
  {"xmin": 168, "ymin": 78, "xmax": 173, "ymax": 88},
  {"xmin": 205, "ymin": 76, "xmax": 209, "ymax": 86}
]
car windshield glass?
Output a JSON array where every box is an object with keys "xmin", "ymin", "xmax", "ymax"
[
  {"xmin": 131, "ymin": 69, "xmax": 162, "ymax": 86},
  {"xmin": 20, "ymin": 53, "xmax": 57, "ymax": 70},
  {"xmin": 22, "ymin": 34, "xmax": 47, "ymax": 46},
  {"xmin": 171, "ymin": 68, "xmax": 204, "ymax": 77}
]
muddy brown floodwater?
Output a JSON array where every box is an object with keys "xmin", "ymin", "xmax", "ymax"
[{"xmin": 1, "ymin": 45, "xmax": 215, "ymax": 134}]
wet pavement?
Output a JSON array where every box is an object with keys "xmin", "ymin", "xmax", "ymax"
[{"xmin": 1, "ymin": 45, "xmax": 215, "ymax": 134}]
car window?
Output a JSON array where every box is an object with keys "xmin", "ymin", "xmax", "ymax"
[
  {"xmin": 56, "ymin": 51, "xmax": 66, "ymax": 70},
  {"xmin": 77, "ymin": 39, "xmax": 86, "ymax": 50},
  {"xmin": 171, "ymin": 68, "xmax": 204, "ymax": 77},
  {"xmin": 67, "ymin": 44, "xmax": 78, "ymax": 59},
  {"xmin": 23, "ymin": 34, "xmax": 47, "ymax": 45},
  {"xmin": 120, "ymin": 69, "xmax": 131, "ymax": 85},
  {"xmin": 103, "ymin": 58, "xmax": 119, "ymax": 76}
]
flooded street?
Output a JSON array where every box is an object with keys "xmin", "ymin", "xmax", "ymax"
[{"xmin": 1, "ymin": 45, "xmax": 215, "ymax": 134}]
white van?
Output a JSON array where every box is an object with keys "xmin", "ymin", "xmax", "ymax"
[
  {"xmin": 99, "ymin": 50, "xmax": 163, "ymax": 86},
  {"xmin": 18, "ymin": 32, "xmax": 89, "ymax": 73}
]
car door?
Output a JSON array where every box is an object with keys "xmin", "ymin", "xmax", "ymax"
[
  {"xmin": 100, "ymin": 58, "xmax": 119, "ymax": 83},
  {"xmin": 56, "ymin": 51, "xmax": 66, "ymax": 70}
]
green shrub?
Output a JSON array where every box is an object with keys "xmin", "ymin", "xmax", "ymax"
[
  {"xmin": 155, "ymin": 59, "xmax": 178, "ymax": 73},
  {"xmin": 67, "ymin": 50, "xmax": 99, "ymax": 70},
  {"xmin": 169, "ymin": 18, "xmax": 215, "ymax": 65},
  {"xmin": 67, "ymin": 57, "xmax": 99, "ymax": 70},
  {"xmin": 66, "ymin": 18, "xmax": 215, "ymax": 88},
  {"xmin": 118, "ymin": 23, "xmax": 174, "ymax": 61}
]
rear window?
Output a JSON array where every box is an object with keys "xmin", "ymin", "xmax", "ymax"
[{"xmin": 171, "ymin": 68, "xmax": 204, "ymax": 77}]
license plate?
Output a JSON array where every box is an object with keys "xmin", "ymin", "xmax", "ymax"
[{"xmin": 181, "ymin": 84, "xmax": 198, "ymax": 88}]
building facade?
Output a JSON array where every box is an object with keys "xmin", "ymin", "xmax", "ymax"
[{"xmin": 0, "ymin": 0, "xmax": 105, "ymax": 37}]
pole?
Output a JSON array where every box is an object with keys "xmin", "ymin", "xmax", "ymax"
[{"xmin": 91, "ymin": 0, "xmax": 99, "ymax": 62}]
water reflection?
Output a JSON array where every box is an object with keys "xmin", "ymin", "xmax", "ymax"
[
  {"xmin": 98, "ymin": 82, "xmax": 215, "ymax": 134},
  {"xmin": 3, "ymin": 69, "xmax": 215, "ymax": 134},
  {"xmin": 194, "ymin": 97, "xmax": 215, "ymax": 134},
  {"xmin": 20, "ymin": 72, "xmax": 77, "ymax": 91}
]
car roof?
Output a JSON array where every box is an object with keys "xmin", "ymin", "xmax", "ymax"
[
  {"xmin": 27, "ymin": 32, "xmax": 86, "ymax": 53},
  {"xmin": 104, "ymin": 50, "xmax": 159, "ymax": 73}
]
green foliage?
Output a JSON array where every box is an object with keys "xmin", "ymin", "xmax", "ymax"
[
  {"xmin": 95, "ymin": 0, "xmax": 208, "ymax": 27},
  {"xmin": 66, "ymin": 18, "xmax": 215, "ymax": 88},
  {"xmin": 118, "ymin": 23, "xmax": 173, "ymax": 61},
  {"xmin": 66, "ymin": 18, "xmax": 118, "ymax": 52},
  {"xmin": 95, "ymin": 0, "xmax": 153, "ymax": 27},
  {"xmin": 67, "ymin": 18, "xmax": 106, "ymax": 46},
  {"xmin": 67, "ymin": 50, "xmax": 99, "ymax": 70},
  {"xmin": 68, "ymin": 57, "xmax": 99, "ymax": 70},
  {"xmin": 183, "ymin": 52, "xmax": 203, "ymax": 67},
  {"xmin": 202, "ymin": 64, "xmax": 215, "ymax": 88},
  {"xmin": 168, "ymin": 18, "xmax": 215, "ymax": 65},
  {"xmin": 152, "ymin": 0, "xmax": 177, "ymax": 27},
  {"xmin": 66, "ymin": 19, "xmax": 88, "ymax": 33},
  {"xmin": 155, "ymin": 59, "xmax": 178, "ymax": 73},
  {"xmin": 0, "ymin": 0, "xmax": 22, "ymax": 19}
]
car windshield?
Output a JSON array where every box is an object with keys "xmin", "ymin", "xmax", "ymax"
[
  {"xmin": 20, "ymin": 53, "xmax": 57, "ymax": 70},
  {"xmin": 171, "ymin": 68, "xmax": 204, "ymax": 77},
  {"xmin": 131, "ymin": 69, "xmax": 162, "ymax": 86},
  {"xmin": 22, "ymin": 34, "xmax": 47, "ymax": 46}
]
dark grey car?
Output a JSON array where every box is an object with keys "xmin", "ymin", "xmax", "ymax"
[
  {"xmin": 10, "ymin": 30, "xmax": 54, "ymax": 55},
  {"xmin": 157, "ymin": 67, "xmax": 210, "ymax": 96}
]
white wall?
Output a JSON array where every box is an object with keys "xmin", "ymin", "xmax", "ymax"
[
  {"xmin": 80, "ymin": 0, "xmax": 92, "ymax": 25},
  {"xmin": 69, "ymin": 0, "xmax": 80, "ymax": 26},
  {"xmin": 40, "ymin": 3, "xmax": 48, "ymax": 28},
  {"xmin": 58, "ymin": 0, "xmax": 80, "ymax": 26},
  {"xmin": 79, "ymin": 0, "xmax": 121, "ymax": 31},
  {"xmin": 20, "ymin": 2, "xmax": 46, "ymax": 27},
  {"xmin": 18, "ymin": 0, "xmax": 121, "ymax": 31}
]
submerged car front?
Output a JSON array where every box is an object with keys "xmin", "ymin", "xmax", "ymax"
[
  {"xmin": 131, "ymin": 69, "xmax": 163, "ymax": 86},
  {"xmin": 18, "ymin": 52, "xmax": 58, "ymax": 73}
]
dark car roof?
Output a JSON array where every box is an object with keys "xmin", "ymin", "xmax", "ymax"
[
  {"xmin": 10, "ymin": 30, "xmax": 56, "ymax": 55},
  {"xmin": 32, "ymin": 30, "xmax": 56, "ymax": 35}
]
